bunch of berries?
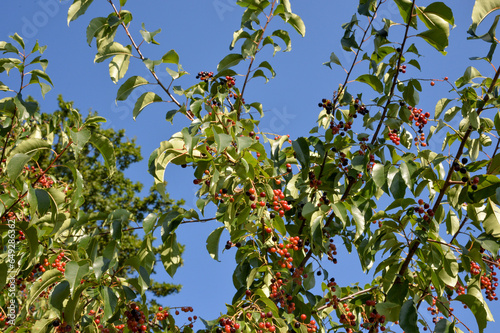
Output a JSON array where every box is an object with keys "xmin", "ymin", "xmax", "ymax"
[
  {"xmin": 196, "ymin": 71, "xmax": 213, "ymax": 81},
  {"xmin": 318, "ymin": 98, "xmax": 334, "ymax": 114}
]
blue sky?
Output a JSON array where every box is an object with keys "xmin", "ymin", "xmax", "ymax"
[{"xmin": 1, "ymin": 1, "xmax": 499, "ymax": 332}]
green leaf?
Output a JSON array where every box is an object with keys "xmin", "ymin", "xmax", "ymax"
[
  {"xmin": 417, "ymin": 28, "xmax": 449, "ymax": 54},
  {"xmin": 65, "ymin": 260, "xmax": 90, "ymax": 295},
  {"xmin": 88, "ymin": 132, "xmax": 116, "ymax": 176},
  {"xmin": 69, "ymin": 128, "xmax": 91, "ymax": 155},
  {"xmin": 292, "ymin": 137, "xmax": 310, "ymax": 171},
  {"xmin": 372, "ymin": 163, "xmax": 386, "ymax": 188},
  {"xmin": 95, "ymin": 42, "xmax": 132, "ymax": 63},
  {"xmin": 206, "ymin": 226, "xmax": 224, "ymax": 261},
  {"xmin": 471, "ymin": 175, "xmax": 500, "ymax": 202},
  {"xmin": 116, "ymin": 75, "xmax": 149, "ymax": 101},
  {"xmin": 435, "ymin": 319, "xmax": 454, "ymax": 333},
  {"xmin": 133, "ymin": 92, "xmax": 163, "ymax": 120},
  {"xmin": 101, "ymin": 286, "xmax": 119, "ymax": 322},
  {"xmin": 93, "ymin": 256, "xmax": 110, "ymax": 280},
  {"xmin": 160, "ymin": 233, "xmax": 182, "ymax": 278},
  {"xmin": 349, "ymin": 202, "xmax": 365, "ymax": 241},
  {"xmin": 68, "ymin": 0, "xmax": 94, "ymax": 24},
  {"xmin": 435, "ymin": 98, "xmax": 452, "ymax": 118},
  {"xmin": 63, "ymin": 284, "xmax": 86, "ymax": 327},
  {"xmin": 26, "ymin": 270, "xmax": 63, "ymax": 310},
  {"xmin": 143, "ymin": 213, "xmax": 157, "ymax": 234},
  {"xmin": 403, "ymin": 79, "xmax": 419, "ymax": 106},
  {"xmin": 323, "ymin": 52, "xmax": 342, "ymax": 69},
  {"xmin": 49, "ymin": 281, "xmax": 70, "ymax": 313},
  {"xmin": 483, "ymin": 198, "xmax": 500, "ymax": 237},
  {"xmin": 217, "ymin": 53, "xmax": 245, "ymax": 71},
  {"xmin": 470, "ymin": 0, "xmax": 500, "ymax": 34},
  {"xmin": 375, "ymin": 302, "xmax": 401, "ymax": 322},
  {"xmin": 86, "ymin": 17, "xmax": 107, "ymax": 45},
  {"xmin": 280, "ymin": 12, "xmax": 306, "ymax": 37},
  {"xmin": 0, "ymin": 81, "xmax": 8, "ymax": 91},
  {"xmin": 455, "ymin": 66, "xmax": 482, "ymax": 88},
  {"xmin": 10, "ymin": 33, "xmax": 25, "ymax": 50},
  {"xmin": 140, "ymin": 23, "xmax": 161, "ymax": 45},
  {"xmin": 236, "ymin": 136, "xmax": 253, "ymax": 154},
  {"xmin": 162, "ymin": 49, "xmax": 179, "ymax": 65},
  {"xmin": 6, "ymin": 153, "xmax": 30, "ymax": 182},
  {"xmin": 230, "ymin": 29, "xmax": 251, "ymax": 50},
  {"xmin": 272, "ymin": 29, "xmax": 291, "ymax": 51},
  {"xmin": 399, "ymin": 299, "xmax": 418, "ymax": 333},
  {"xmin": 109, "ymin": 53, "xmax": 131, "ymax": 83},
  {"xmin": 35, "ymin": 189, "xmax": 51, "ymax": 216},
  {"xmin": 455, "ymin": 294, "xmax": 490, "ymax": 332},
  {"xmin": 9, "ymin": 138, "xmax": 51, "ymax": 156},
  {"xmin": 213, "ymin": 130, "xmax": 232, "ymax": 154},
  {"xmin": 356, "ymin": 74, "xmax": 383, "ymax": 93}
]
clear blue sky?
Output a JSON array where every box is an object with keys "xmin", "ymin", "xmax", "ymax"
[{"xmin": 1, "ymin": 1, "xmax": 499, "ymax": 332}]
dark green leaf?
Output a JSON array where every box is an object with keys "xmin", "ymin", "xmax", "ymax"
[
  {"xmin": 206, "ymin": 226, "xmax": 224, "ymax": 261},
  {"xmin": 88, "ymin": 132, "xmax": 117, "ymax": 176},
  {"xmin": 6, "ymin": 153, "xmax": 30, "ymax": 182},
  {"xmin": 67, "ymin": 0, "xmax": 94, "ymax": 24},
  {"xmin": 399, "ymin": 299, "xmax": 418, "ymax": 333},
  {"xmin": 356, "ymin": 74, "xmax": 383, "ymax": 93},
  {"xmin": 116, "ymin": 75, "xmax": 149, "ymax": 101},
  {"xmin": 133, "ymin": 91, "xmax": 163, "ymax": 120},
  {"xmin": 65, "ymin": 260, "xmax": 90, "ymax": 295},
  {"xmin": 217, "ymin": 53, "xmax": 245, "ymax": 71}
]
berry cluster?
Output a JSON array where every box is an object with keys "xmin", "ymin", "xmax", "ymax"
[
  {"xmin": 294, "ymin": 314, "xmax": 318, "ymax": 332},
  {"xmin": 255, "ymin": 311, "xmax": 276, "ymax": 333},
  {"xmin": 452, "ymin": 158, "xmax": 480, "ymax": 189},
  {"xmin": 481, "ymin": 259, "xmax": 499, "ymax": 301},
  {"xmin": 454, "ymin": 282, "xmax": 466, "ymax": 296},
  {"xmin": 224, "ymin": 240, "xmax": 241, "ymax": 250},
  {"xmin": 270, "ymin": 188, "xmax": 291, "ymax": 216},
  {"xmin": 52, "ymin": 319, "xmax": 72, "ymax": 332},
  {"xmin": 398, "ymin": 64, "xmax": 407, "ymax": 73},
  {"xmin": 268, "ymin": 273, "xmax": 296, "ymax": 313},
  {"xmin": 408, "ymin": 107, "xmax": 430, "ymax": 147},
  {"xmin": 327, "ymin": 238, "xmax": 337, "ymax": 264},
  {"xmin": 318, "ymin": 99, "xmax": 334, "ymax": 114},
  {"xmin": 51, "ymin": 251, "xmax": 67, "ymax": 273},
  {"xmin": 24, "ymin": 166, "xmax": 54, "ymax": 188},
  {"xmin": 339, "ymin": 303, "xmax": 357, "ymax": 328},
  {"xmin": 268, "ymin": 237, "xmax": 302, "ymax": 270},
  {"xmin": 388, "ymin": 129, "xmax": 400, "ymax": 145},
  {"xmin": 124, "ymin": 303, "xmax": 148, "ymax": 333},
  {"xmin": 155, "ymin": 306, "xmax": 170, "ymax": 321},
  {"xmin": 361, "ymin": 300, "xmax": 386, "ymax": 333},
  {"xmin": 352, "ymin": 98, "xmax": 369, "ymax": 117},
  {"xmin": 216, "ymin": 317, "xmax": 241, "ymax": 333},
  {"xmin": 219, "ymin": 75, "xmax": 236, "ymax": 88},
  {"xmin": 414, "ymin": 199, "xmax": 434, "ymax": 222},
  {"xmin": 329, "ymin": 119, "xmax": 352, "ymax": 136},
  {"xmin": 196, "ymin": 71, "xmax": 213, "ymax": 81}
]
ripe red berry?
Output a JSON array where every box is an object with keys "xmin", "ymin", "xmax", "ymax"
[
  {"xmin": 300, "ymin": 314, "xmax": 307, "ymax": 321},
  {"xmin": 430, "ymin": 81, "xmax": 435, "ymax": 86}
]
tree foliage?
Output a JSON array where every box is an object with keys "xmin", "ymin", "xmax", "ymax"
[{"xmin": 1, "ymin": 1, "xmax": 500, "ymax": 333}]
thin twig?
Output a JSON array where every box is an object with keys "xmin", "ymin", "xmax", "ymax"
[{"xmin": 107, "ymin": 0, "xmax": 184, "ymax": 113}]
